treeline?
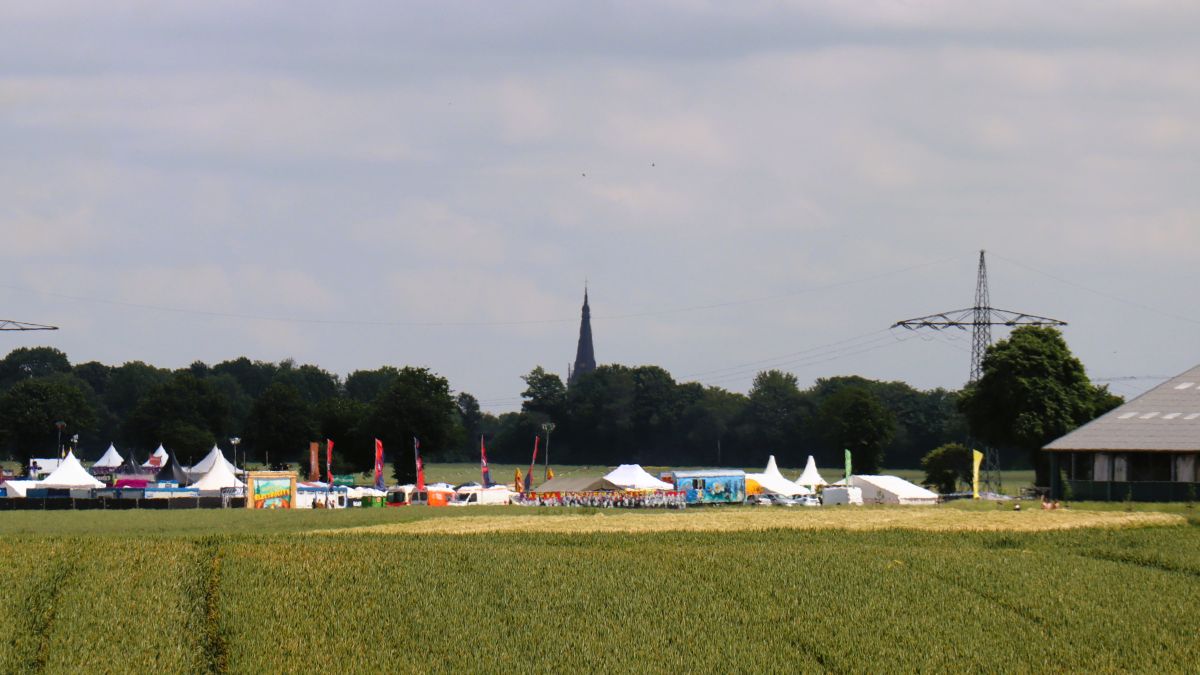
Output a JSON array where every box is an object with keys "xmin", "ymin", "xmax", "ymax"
[
  {"xmin": 0, "ymin": 346, "xmax": 969, "ymax": 480},
  {"xmin": 481, "ymin": 366, "xmax": 968, "ymax": 472}
]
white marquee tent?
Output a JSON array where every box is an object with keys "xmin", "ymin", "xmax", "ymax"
[
  {"xmin": 38, "ymin": 451, "xmax": 105, "ymax": 489},
  {"xmin": 849, "ymin": 475, "xmax": 938, "ymax": 505},
  {"xmin": 187, "ymin": 445, "xmax": 239, "ymax": 481},
  {"xmin": 603, "ymin": 464, "xmax": 674, "ymax": 491},
  {"xmin": 92, "ymin": 444, "xmax": 124, "ymax": 471},
  {"xmin": 795, "ymin": 455, "xmax": 827, "ymax": 490},
  {"xmin": 141, "ymin": 444, "xmax": 169, "ymax": 469},
  {"xmin": 191, "ymin": 455, "xmax": 244, "ymax": 492},
  {"xmin": 748, "ymin": 455, "xmax": 812, "ymax": 496}
]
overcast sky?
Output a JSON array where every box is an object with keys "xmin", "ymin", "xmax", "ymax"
[{"xmin": 3, "ymin": 1, "xmax": 1199, "ymax": 410}]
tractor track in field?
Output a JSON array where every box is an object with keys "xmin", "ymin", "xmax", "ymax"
[
  {"xmin": 1069, "ymin": 550, "xmax": 1200, "ymax": 579},
  {"xmin": 195, "ymin": 537, "xmax": 229, "ymax": 675},
  {"xmin": 23, "ymin": 555, "xmax": 74, "ymax": 674}
]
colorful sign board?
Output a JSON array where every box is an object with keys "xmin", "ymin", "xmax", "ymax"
[{"xmin": 245, "ymin": 471, "xmax": 297, "ymax": 509}]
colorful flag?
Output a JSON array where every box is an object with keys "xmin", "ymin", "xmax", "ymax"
[
  {"xmin": 326, "ymin": 439, "xmax": 334, "ymax": 485},
  {"xmin": 514, "ymin": 467, "xmax": 523, "ymax": 493},
  {"xmin": 547, "ymin": 467, "xmax": 555, "ymax": 480},
  {"xmin": 972, "ymin": 449, "xmax": 984, "ymax": 499},
  {"xmin": 480, "ymin": 435, "xmax": 492, "ymax": 487},
  {"xmin": 414, "ymin": 437, "xmax": 425, "ymax": 491},
  {"xmin": 844, "ymin": 448, "xmax": 852, "ymax": 484},
  {"xmin": 308, "ymin": 442, "xmax": 319, "ymax": 482},
  {"xmin": 374, "ymin": 439, "xmax": 385, "ymax": 491},
  {"xmin": 525, "ymin": 436, "xmax": 539, "ymax": 492}
]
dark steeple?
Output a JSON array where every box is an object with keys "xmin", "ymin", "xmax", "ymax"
[{"xmin": 569, "ymin": 286, "xmax": 595, "ymax": 386}]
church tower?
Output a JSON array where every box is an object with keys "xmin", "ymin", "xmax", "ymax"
[{"xmin": 569, "ymin": 287, "xmax": 596, "ymax": 386}]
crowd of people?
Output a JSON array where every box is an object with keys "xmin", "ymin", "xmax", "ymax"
[{"xmin": 517, "ymin": 490, "xmax": 688, "ymax": 509}]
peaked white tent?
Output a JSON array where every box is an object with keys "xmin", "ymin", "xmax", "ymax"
[
  {"xmin": 141, "ymin": 444, "xmax": 169, "ymax": 469},
  {"xmin": 603, "ymin": 464, "xmax": 674, "ymax": 491},
  {"xmin": 38, "ymin": 451, "xmax": 105, "ymax": 489},
  {"xmin": 187, "ymin": 445, "xmax": 239, "ymax": 481},
  {"xmin": 849, "ymin": 475, "xmax": 938, "ymax": 505},
  {"xmin": 795, "ymin": 455, "xmax": 827, "ymax": 490},
  {"xmin": 92, "ymin": 444, "xmax": 124, "ymax": 471},
  {"xmin": 191, "ymin": 455, "xmax": 244, "ymax": 492},
  {"xmin": 748, "ymin": 455, "xmax": 812, "ymax": 496}
]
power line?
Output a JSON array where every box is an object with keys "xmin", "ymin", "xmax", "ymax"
[{"xmin": 0, "ymin": 254, "xmax": 963, "ymax": 329}]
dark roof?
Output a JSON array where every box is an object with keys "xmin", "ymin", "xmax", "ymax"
[
  {"xmin": 1045, "ymin": 364, "xmax": 1200, "ymax": 452},
  {"xmin": 533, "ymin": 475, "xmax": 618, "ymax": 493}
]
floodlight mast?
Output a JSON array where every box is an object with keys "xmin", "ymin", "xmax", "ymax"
[{"xmin": 891, "ymin": 250, "xmax": 1066, "ymax": 495}]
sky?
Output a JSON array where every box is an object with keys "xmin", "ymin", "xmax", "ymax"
[{"xmin": 3, "ymin": 1, "xmax": 1200, "ymax": 411}]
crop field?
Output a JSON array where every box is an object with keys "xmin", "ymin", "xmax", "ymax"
[{"xmin": 0, "ymin": 507, "xmax": 1196, "ymax": 673}]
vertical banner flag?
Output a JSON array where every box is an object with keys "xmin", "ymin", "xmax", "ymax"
[
  {"xmin": 308, "ymin": 442, "xmax": 319, "ymax": 482},
  {"xmin": 414, "ymin": 437, "xmax": 425, "ymax": 491},
  {"xmin": 972, "ymin": 449, "xmax": 984, "ymax": 499},
  {"xmin": 480, "ymin": 435, "xmax": 492, "ymax": 487},
  {"xmin": 844, "ymin": 449, "xmax": 852, "ymax": 484},
  {"xmin": 326, "ymin": 439, "xmax": 334, "ymax": 485},
  {"xmin": 374, "ymin": 439, "xmax": 385, "ymax": 491},
  {"xmin": 514, "ymin": 467, "xmax": 523, "ymax": 493},
  {"xmin": 525, "ymin": 436, "xmax": 539, "ymax": 492}
]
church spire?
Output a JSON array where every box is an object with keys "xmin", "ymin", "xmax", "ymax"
[{"xmin": 569, "ymin": 285, "xmax": 595, "ymax": 386}]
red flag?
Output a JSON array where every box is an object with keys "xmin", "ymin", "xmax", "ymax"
[
  {"xmin": 480, "ymin": 435, "xmax": 492, "ymax": 487},
  {"xmin": 326, "ymin": 439, "xmax": 334, "ymax": 485},
  {"xmin": 524, "ymin": 436, "xmax": 539, "ymax": 492},
  {"xmin": 374, "ymin": 439, "xmax": 385, "ymax": 491},
  {"xmin": 414, "ymin": 436, "xmax": 425, "ymax": 491}
]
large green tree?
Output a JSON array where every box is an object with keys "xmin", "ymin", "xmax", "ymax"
[
  {"xmin": 245, "ymin": 382, "xmax": 315, "ymax": 465},
  {"xmin": 124, "ymin": 373, "xmax": 232, "ymax": 459},
  {"xmin": 0, "ymin": 376, "xmax": 98, "ymax": 466},
  {"xmin": 958, "ymin": 326, "xmax": 1122, "ymax": 485},
  {"xmin": 0, "ymin": 347, "xmax": 71, "ymax": 390},
  {"xmin": 817, "ymin": 386, "xmax": 896, "ymax": 474},
  {"xmin": 362, "ymin": 367, "xmax": 458, "ymax": 483},
  {"xmin": 921, "ymin": 443, "xmax": 972, "ymax": 494}
]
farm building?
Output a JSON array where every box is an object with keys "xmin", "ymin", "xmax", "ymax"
[{"xmin": 1045, "ymin": 365, "xmax": 1200, "ymax": 501}]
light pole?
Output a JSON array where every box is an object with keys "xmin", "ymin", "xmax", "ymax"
[
  {"xmin": 55, "ymin": 421, "xmax": 66, "ymax": 459},
  {"xmin": 230, "ymin": 436, "xmax": 242, "ymax": 480},
  {"xmin": 541, "ymin": 422, "xmax": 555, "ymax": 480}
]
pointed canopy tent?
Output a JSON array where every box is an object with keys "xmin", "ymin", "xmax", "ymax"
[
  {"xmin": 38, "ymin": 451, "xmax": 105, "ymax": 489},
  {"xmin": 602, "ymin": 464, "xmax": 674, "ymax": 491},
  {"xmin": 155, "ymin": 453, "xmax": 191, "ymax": 485},
  {"xmin": 92, "ymin": 444, "xmax": 124, "ymax": 471},
  {"xmin": 141, "ymin": 445, "xmax": 169, "ymax": 469},
  {"xmin": 795, "ymin": 455, "xmax": 828, "ymax": 490},
  {"xmin": 748, "ymin": 455, "xmax": 812, "ymax": 496},
  {"xmin": 191, "ymin": 455, "xmax": 245, "ymax": 492},
  {"xmin": 187, "ymin": 445, "xmax": 239, "ymax": 481}
]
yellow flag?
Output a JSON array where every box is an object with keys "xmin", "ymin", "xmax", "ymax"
[
  {"xmin": 547, "ymin": 467, "xmax": 555, "ymax": 480},
  {"xmin": 972, "ymin": 449, "xmax": 984, "ymax": 499},
  {"xmin": 515, "ymin": 467, "xmax": 523, "ymax": 493}
]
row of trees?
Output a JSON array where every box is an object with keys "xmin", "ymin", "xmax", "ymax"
[
  {"xmin": 480, "ymin": 366, "xmax": 966, "ymax": 474},
  {"xmin": 0, "ymin": 327, "xmax": 1119, "ymax": 486}
]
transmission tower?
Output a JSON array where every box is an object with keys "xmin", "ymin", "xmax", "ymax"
[
  {"xmin": 0, "ymin": 319, "xmax": 58, "ymax": 332},
  {"xmin": 892, "ymin": 250, "xmax": 1066, "ymax": 495}
]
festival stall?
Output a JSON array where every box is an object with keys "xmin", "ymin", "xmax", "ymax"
[
  {"xmin": 747, "ymin": 456, "xmax": 812, "ymax": 497},
  {"xmin": 91, "ymin": 444, "xmax": 125, "ymax": 475},
  {"xmin": 794, "ymin": 455, "xmax": 828, "ymax": 491},
  {"xmin": 602, "ymin": 464, "xmax": 674, "ymax": 491},
  {"xmin": 849, "ymin": 475, "xmax": 938, "ymax": 505},
  {"xmin": 191, "ymin": 454, "xmax": 245, "ymax": 494},
  {"xmin": 37, "ymin": 450, "xmax": 105, "ymax": 493},
  {"xmin": 186, "ymin": 445, "xmax": 239, "ymax": 482}
]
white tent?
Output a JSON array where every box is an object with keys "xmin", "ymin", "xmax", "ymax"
[
  {"xmin": 187, "ymin": 445, "xmax": 239, "ymax": 481},
  {"xmin": 141, "ymin": 444, "xmax": 169, "ymax": 469},
  {"xmin": 849, "ymin": 475, "xmax": 938, "ymax": 505},
  {"xmin": 602, "ymin": 464, "xmax": 673, "ymax": 491},
  {"xmin": 191, "ymin": 455, "xmax": 244, "ymax": 492},
  {"xmin": 2, "ymin": 480, "xmax": 39, "ymax": 498},
  {"xmin": 38, "ymin": 451, "xmax": 105, "ymax": 489},
  {"xmin": 748, "ymin": 455, "xmax": 812, "ymax": 496},
  {"xmin": 92, "ymin": 444, "xmax": 124, "ymax": 471},
  {"xmin": 795, "ymin": 455, "xmax": 827, "ymax": 490}
]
